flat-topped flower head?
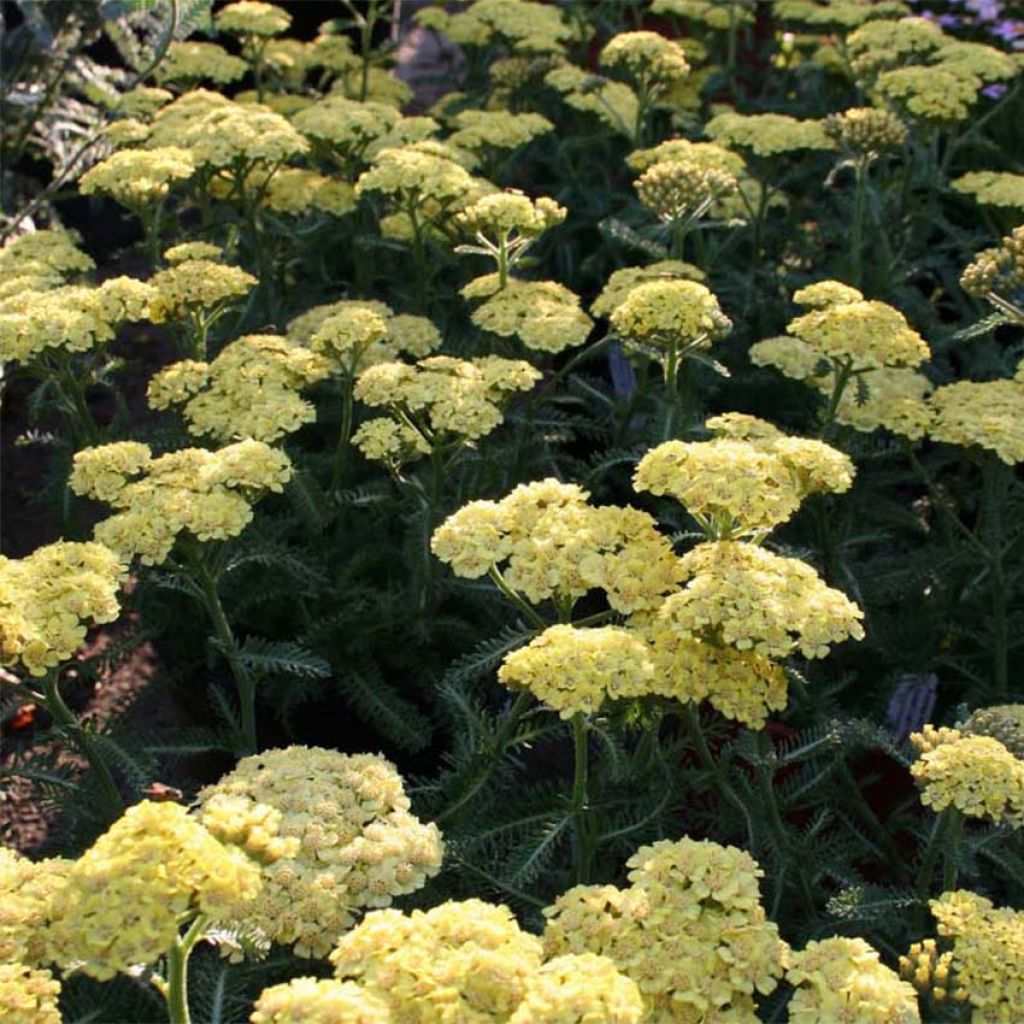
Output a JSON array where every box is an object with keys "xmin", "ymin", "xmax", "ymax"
[
  {"xmin": 876, "ymin": 65, "xmax": 982, "ymax": 124},
  {"xmin": 821, "ymin": 366, "xmax": 934, "ymax": 440},
  {"xmin": 215, "ymin": 0, "xmax": 291, "ymax": 37},
  {"xmin": 649, "ymin": 0, "xmax": 756, "ymax": 29},
  {"xmin": 470, "ymin": 0, "xmax": 572, "ymax": 54},
  {"xmin": 251, "ymin": 978, "xmax": 391, "ymax": 1024},
  {"xmin": 448, "ymin": 109, "xmax": 554, "ymax": 154},
  {"xmin": 511, "ymin": 953, "xmax": 643, "ymax": 1024},
  {"xmin": 927, "ymin": 379, "xmax": 1024, "ymax": 464},
  {"xmin": 910, "ymin": 727, "xmax": 1024, "ymax": 826},
  {"xmin": 330, "ymin": 899, "xmax": 543, "ymax": 1021},
  {"xmin": 466, "ymin": 277, "xmax": 592, "ymax": 354},
  {"xmin": 78, "ymin": 146, "xmax": 195, "ymax": 209},
  {"xmin": 458, "ymin": 191, "xmax": 565, "ymax": 239},
  {"xmin": 845, "ymin": 16, "xmax": 946, "ymax": 78},
  {"xmin": 156, "ymin": 41, "xmax": 247, "ymax": 86},
  {"xmin": 0, "ymin": 963, "xmax": 61, "ymax": 1024},
  {"xmin": 356, "ymin": 144, "xmax": 481, "ymax": 207},
  {"xmin": 198, "ymin": 747, "xmax": 443, "ymax": 959},
  {"xmin": 658, "ymin": 541, "xmax": 865, "ymax": 660},
  {"xmin": 600, "ymin": 31, "xmax": 690, "ymax": 90},
  {"xmin": 634, "ymin": 424, "xmax": 853, "ymax": 539},
  {"xmin": 498, "ymin": 624, "xmax": 655, "ymax": 718},
  {"xmin": 149, "ymin": 334, "xmax": 331, "ymax": 443},
  {"xmin": 293, "ymin": 97, "xmax": 403, "ymax": 158},
  {"xmin": 953, "ymin": 171, "xmax": 1024, "ymax": 212},
  {"xmin": 0, "ymin": 229, "xmax": 93, "ymax": 281},
  {"xmin": 788, "ymin": 937, "xmax": 920, "ymax": 1024},
  {"xmin": 0, "ymin": 849, "xmax": 72, "ymax": 966},
  {"xmin": 147, "ymin": 259, "xmax": 256, "ymax": 322},
  {"xmin": 544, "ymin": 65, "xmax": 639, "ymax": 139},
  {"xmin": 0, "ymin": 542, "xmax": 124, "ymax": 678},
  {"xmin": 705, "ymin": 111, "xmax": 834, "ymax": 156},
  {"xmin": 591, "ymin": 261, "xmax": 705, "ymax": 318},
  {"xmin": 46, "ymin": 800, "xmax": 263, "ymax": 980},
  {"xmin": 164, "ymin": 241, "xmax": 223, "ymax": 265},
  {"xmin": 544, "ymin": 836, "xmax": 787, "ymax": 1022}
]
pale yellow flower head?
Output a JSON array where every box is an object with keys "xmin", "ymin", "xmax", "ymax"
[
  {"xmin": 216, "ymin": 0, "xmax": 291, "ymax": 36},
  {"xmin": 544, "ymin": 65, "xmax": 639, "ymax": 138},
  {"xmin": 0, "ymin": 963, "xmax": 61, "ymax": 1024},
  {"xmin": 448, "ymin": 109, "xmax": 554, "ymax": 154},
  {"xmin": 823, "ymin": 106, "xmax": 907, "ymax": 158},
  {"xmin": 705, "ymin": 111, "xmax": 834, "ymax": 156},
  {"xmin": 0, "ymin": 542, "xmax": 124, "ymax": 678},
  {"xmin": 78, "ymin": 146, "xmax": 195, "ymax": 208},
  {"xmin": 458, "ymin": 191, "xmax": 565, "ymax": 239},
  {"xmin": 961, "ymin": 225, "xmax": 1024, "ymax": 301},
  {"xmin": 875, "ymin": 64, "xmax": 982, "ymax": 124},
  {"xmin": 510, "ymin": 953, "xmax": 643, "ymax": 1024},
  {"xmin": 591, "ymin": 261, "xmax": 705, "ymax": 318},
  {"xmin": 156, "ymin": 41, "xmax": 247, "ymax": 85},
  {"xmin": 610, "ymin": 278, "xmax": 732, "ymax": 351},
  {"xmin": 198, "ymin": 747, "xmax": 444, "ymax": 959},
  {"xmin": 251, "ymin": 978, "xmax": 391, "ymax": 1024},
  {"xmin": 960, "ymin": 704, "xmax": 1024, "ymax": 759},
  {"xmin": 953, "ymin": 171, "xmax": 1024, "ymax": 212},
  {"xmin": 46, "ymin": 800, "xmax": 263, "ymax": 980},
  {"xmin": 147, "ymin": 259, "xmax": 256, "ymax": 322},
  {"xmin": 0, "ymin": 849, "xmax": 72, "ymax": 966},
  {"xmin": 927, "ymin": 379, "xmax": 1024, "ymax": 464},
  {"xmin": 601, "ymin": 31, "xmax": 690, "ymax": 90}
]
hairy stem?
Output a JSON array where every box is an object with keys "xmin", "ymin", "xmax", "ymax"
[{"xmin": 165, "ymin": 913, "xmax": 208, "ymax": 1024}]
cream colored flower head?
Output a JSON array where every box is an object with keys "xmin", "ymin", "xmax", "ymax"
[
  {"xmin": 78, "ymin": 146, "xmax": 195, "ymax": 208},
  {"xmin": 216, "ymin": 0, "xmax": 292, "ymax": 36},
  {"xmin": 610, "ymin": 278, "xmax": 732, "ymax": 350}
]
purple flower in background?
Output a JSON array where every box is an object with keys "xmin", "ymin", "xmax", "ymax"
[
  {"xmin": 966, "ymin": 0, "xmax": 1003, "ymax": 21},
  {"xmin": 938, "ymin": 12, "xmax": 963, "ymax": 25},
  {"xmin": 992, "ymin": 19, "xmax": 1024, "ymax": 43},
  {"xmin": 982, "ymin": 82, "xmax": 1010, "ymax": 98}
]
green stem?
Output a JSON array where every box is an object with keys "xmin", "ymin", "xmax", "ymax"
[
  {"xmin": 915, "ymin": 806, "xmax": 954, "ymax": 900},
  {"xmin": 819, "ymin": 358, "xmax": 853, "ymax": 440},
  {"xmin": 40, "ymin": 670, "xmax": 123, "ymax": 817},
  {"xmin": 53, "ymin": 354, "xmax": 101, "ymax": 446},
  {"xmin": 683, "ymin": 704, "xmax": 754, "ymax": 849},
  {"xmin": 408, "ymin": 205, "xmax": 428, "ymax": 311},
  {"xmin": 497, "ymin": 231, "xmax": 509, "ymax": 290},
  {"xmin": 331, "ymin": 376, "xmax": 355, "ymax": 493},
  {"xmin": 165, "ymin": 913, "xmax": 208, "ymax": 1024},
  {"xmin": 850, "ymin": 160, "xmax": 868, "ymax": 288},
  {"xmin": 571, "ymin": 714, "xmax": 593, "ymax": 884},
  {"xmin": 982, "ymin": 457, "xmax": 1009, "ymax": 695},
  {"xmin": 487, "ymin": 567, "xmax": 547, "ymax": 629},
  {"xmin": 194, "ymin": 555, "xmax": 258, "ymax": 754},
  {"xmin": 942, "ymin": 808, "xmax": 963, "ymax": 893},
  {"xmin": 661, "ymin": 337, "xmax": 680, "ymax": 440}
]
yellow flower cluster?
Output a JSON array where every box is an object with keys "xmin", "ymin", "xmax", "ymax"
[
  {"xmin": 165, "ymin": 241, "xmax": 223, "ymax": 264},
  {"xmin": 0, "ymin": 849, "xmax": 71, "ymax": 966},
  {"xmin": 600, "ymin": 31, "xmax": 690, "ymax": 91},
  {"xmin": 47, "ymin": 800, "xmax": 263, "ymax": 980},
  {"xmin": 118, "ymin": 84, "xmax": 172, "ymax": 119},
  {"xmin": 650, "ymin": 0, "xmax": 755, "ymax": 29},
  {"xmin": 251, "ymin": 978, "xmax": 391, "ymax": 1024},
  {"xmin": 953, "ymin": 171, "xmax": 1024, "ymax": 212},
  {"xmin": 846, "ymin": 15, "xmax": 945, "ymax": 76},
  {"xmin": 544, "ymin": 836, "xmax": 788, "ymax": 1022},
  {"xmin": 635, "ymin": 159, "xmax": 738, "ymax": 223},
  {"xmin": 705, "ymin": 111, "xmax": 834, "ymax": 156},
  {"xmin": 875, "ymin": 65, "xmax": 984, "ymax": 124},
  {"xmin": 961, "ymin": 704, "xmax": 1024, "ymax": 759},
  {"xmin": 293, "ymin": 97, "xmax": 406, "ymax": 159},
  {"xmin": 259, "ymin": 168, "xmax": 356, "ymax": 217},
  {"xmin": 633, "ymin": 418, "xmax": 853, "ymax": 538},
  {"xmin": 467, "ymin": 0, "xmax": 572, "ymax": 55},
  {"xmin": 354, "ymin": 355, "xmax": 540, "ymax": 446},
  {"xmin": 902, "ymin": 890, "xmax": 1024, "ymax": 1019},
  {"xmin": 787, "ymin": 937, "xmax": 920, "ymax": 1023},
  {"xmin": 0, "ymin": 229, "xmax": 93, "ymax": 297},
  {"xmin": 448, "ymin": 109, "xmax": 554, "ymax": 154},
  {"xmin": 290, "ymin": 299, "xmax": 442, "ymax": 373},
  {"xmin": 609, "ymin": 278, "xmax": 732, "ymax": 356},
  {"xmin": 510, "ymin": 953, "xmax": 643, "ymax": 1024},
  {"xmin": 544, "ymin": 65, "xmax": 639, "ymax": 139},
  {"xmin": 657, "ymin": 541, "xmax": 865, "ymax": 660},
  {"xmin": 78, "ymin": 146, "xmax": 195, "ymax": 209},
  {"xmin": 355, "ymin": 143, "xmax": 482, "ymax": 211},
  {"xmin": 0, "ymin": 276, "xmax": 155, "ymax": 363},
  {"xmin": 910, "ymin": 726, "xmax": 1024, "ymax": 826},
  {"xmin": 465, "ymin": 276, "xmax": 593, "ymax": 353},
  {"xmin": 0, "ymin": 541, "xmax": 124, "ymax": 678},
  {"xmin": 927, "ymin": 379, "xmax": 1024, "ymax": 464},
  {"xmin": 829, "ymin": 366, "xmax": 934, "ymax": 440},
  {"xmin": 0, "ymin": 963, "xmax": 61, "ymax": 1024},
  {"xmin": 215, "ymin": 0, "xmax": 291, "ymax": 36},
  {"xmin": 961, "ymin": 225, "xmax": 1024, "ymax": 301},
  {"xmin": 148, "ymin": 334, "xmax": 331, "ymax": 442},
  {"xmin": 147, "ymin": 258, "xmax": 256, "ymax": 323},
  {"xmin": 458, "ymin": 191, "xmax": 565, "ymax": 240},
  {"xmin": 822, "ymin": 106, "xmax": 907, "ymax": 158},
  {"xmin": 590, "ymin": 261, "xmax": 705, "ymax": 318},
  {"xmin": 330, "ymin": 898, "xmax": 542, "ymax": 1021},
  {"xmin": 431, "ymin": 479, "xmax": 682, "ymax": 614},
  {"xmin": 351, "ymin": 418, "xmax": 431, "ymax": 469},
  {"xmin": 498, "ymin": 624, "xmax": 655, "ymax": 718},
  {"xmin": 628, "ymin": 138, "xmax": 746, "ymax": 177},
  {"xmin": 156, "ymin": 41, "xmax": 247, "ymax": 85},
  {"xmin": 70, "ymin": 439, "xmax": 292, "ymax": 565},
  {"xmin": 197, "ymin": 747, "xmax": 444, "ymax": 959},
  {"xmin": 773, "ymin": 1, "xmax": 910, "ymax": 29}
]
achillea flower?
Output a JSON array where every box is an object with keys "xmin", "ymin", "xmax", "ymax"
[
  {"xmin": 544, "ymin": 65, "xmax": 639, "ymax": 138},
  {"xmin": 355, "ymin": 143, "xmax": 481, "ymax": 208},
  {"xmin": 910, "ymin": 727, "xmax": 1024, "ymax": 825},
  {"xmin": 635, "ymin": 159, "xmax": 738, "ymax": 223},
  {"xmin": 0, "ymin": 850, "xmax": 71, "ymax": 966},
  {"xmin": 72, "ymin": 440, "xmax": 292, "ymax": 566},
  {"xmin": 498, "ymin": 624, "xmax": 655, "ymax": 718},
  {"xmin": 627, "ymin": 138, "xmax": 745, "ymax": 177},
  {"xmin": 845, "ymin": 16, "xmax": 946, "ymax": 78},
  {"xmin": 355, "ymin": 355, "xmax": 539, "ymax": 445},
  {"xmin": 903, "ymin": 890, "xmax": 1024, "ymax": 1018},
  {"xmin": 466, "ymin": 277, "xmax": 592, "ymax": 353},
  {"xmin": 352, "ymin": 418, "xmax": 431, "ymax": 469},
  {"xmin": 155, "ymin": 41, "xmax": 247, "ymax": 85},
  {"xmin": 961, "ymin": 704, "xmax": 1024, "ymax": 759},
  {"xmin": 633, "ymin": 424, "xmax": 853, "ymax": 538},
  {"xmin": 705, "ymin": 111, "xmax": 834, "ymax": 156},
  {"xmin": 0, "ymin": 542, "xmax": 124, "ymax": 677},
  {"xmin": 875, "ymin": 65, "xmax": 982, "ymax": 124},
  {"xmin": 458, "ymin": 191, "xmax": 565, "ymax": 239},
  {"xmin": 147, "ymin": 259, "xmax": 256, "ymax": 323},
  {"xmin": 115, "ymin": 84, "xmax": 172, "ymax": 119},
  {"xmin": 927, "ymin": 378, "xmax": 1024, "ymax": 464},
  {"xmin": 0, "ymin": 963, "xmax": 61, "ymax": 1024},
  {"xmin": 448, "ymin": 109, "xmax": 554, "ymax": 154},
  {"xmin": 649, "ymin": 0, "xmax": 755, "ymax": 29},
  {"xmin": 0, "ymin": 229, "xmax": 93, "ymax": 280},
  {"xmin": 511, "ymin": 953, "xmax": 644, "ymax": 1024},
  {"xmin": 469, "ymin": 0, "xmax": 572, "ymax": 54},
  {"xmin": 149, "ymin": 334, "xmax": 331, "ymax": 443},
  {"xmin": 215, "ymin": 1, "xmax": 291, "ymax": 36},
  {"xmin": 46, "ymin": 801, "xmax": 264, "ymax": 979},
  {"xmin": 251, "ymin": 978, "xmax": 391, "ymax": 1024},
  {"xmin": 544, "ymin": 837, "xmax": 788, "ymax": 1022},
  {"xmin": 658, "ymin": 541, "xmax": 865, "ymax": 660},
  {"xmin": 953, "ymin": 170, "xmax": 1024, "ymax": 211},
  {"xmin": 591, "ymin": 261, "xmax": 705, "ymax": 318},
  {"xmin": 787, "ymin": 937, "xmax": 920, "ymax": 1023},
  {"xmin": 600, "ymin": 31, "xmax": 691, "ymax": 91},
  {"xmin": 819, "ymin": 366, "xmax": 934, "ymax": 439},
  {"xmin": 259, "ymin": 168, "xmax": 356, "ymax": 217},
  {"xmin": 198, "ymin": 747, "xmax": 444, "ymax": 959},
  {"xmin": 78, "ymin": 146, "xmax": 195, "ymax": 209},
  {"xmin": 164, "ymin": 241, "xmax": 224, "ymax": 264},
  {"xmin": 823, "ymin": 106, "xmax": 907, "ymax": 158},
  {"xmin": 293, "ymin": 97, "xmax": 403, "ymax": 159},
  {"xmin": 961, "ymin": 225, "xmax": 1024, "ymax": 302},
  {"xmin": 432, "ymin": 481, "xmax": 681, "ymax": 614},
  {"xmin": 330, "ymin": 899, "xmax": 543, "ymax": 1020}
]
